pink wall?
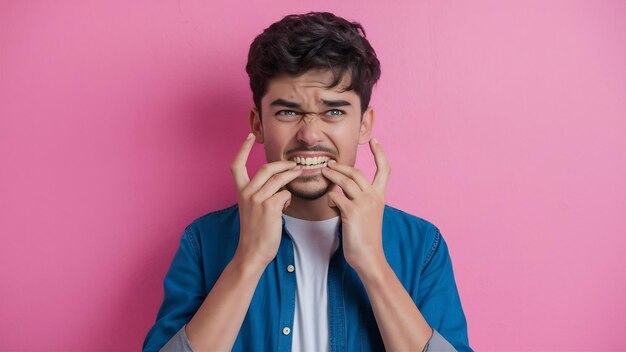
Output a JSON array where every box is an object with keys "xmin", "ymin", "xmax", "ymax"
[{"xmin": 1, "ymin": 1, "xmax": 625, "ymax": 350}]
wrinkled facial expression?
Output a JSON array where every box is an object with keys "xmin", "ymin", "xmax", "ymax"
[{"xmin": 252, "ymin": 69, "xmax": 372, "ymax": 200}]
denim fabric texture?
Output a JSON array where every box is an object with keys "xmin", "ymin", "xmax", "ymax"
[{"xmin": 143, "ymin": 204, "xmax": 473, "ymax": 351}]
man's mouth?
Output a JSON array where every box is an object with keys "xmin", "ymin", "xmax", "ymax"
[{"xmin": 292, "ymin": 156, "xmax": 333, "ymax": 169}]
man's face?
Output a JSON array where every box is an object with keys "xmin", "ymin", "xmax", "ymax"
[{"xmin": 250, "ymin": 69, "xmax": 374, "ymax": 200}]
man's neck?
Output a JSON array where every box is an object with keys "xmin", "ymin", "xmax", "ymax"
[{"xmin": 282, "ymin": 194, "xmax": 340, "ymax": 221}]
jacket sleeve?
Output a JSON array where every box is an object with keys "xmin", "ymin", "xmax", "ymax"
[
  {"xmin": 159, "ymin": 324, "xmax": 194, "ymax": 352},
  {"xmin": 416, "ymin": 225, "xmax": 473, "ymax": 352},
  {"xmin": 143, "ymin": 225, "xmax": 206, "ymax": 352},
  {"xmin": 423, "ymin": 328, "xmax": 457, "ymax": 351}
]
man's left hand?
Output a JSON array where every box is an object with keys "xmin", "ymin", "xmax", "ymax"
[{"xmin": 321, "ymin": 138, "xmax": 390, "ymax": 273}]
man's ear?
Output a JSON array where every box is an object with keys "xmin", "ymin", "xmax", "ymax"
[
  {"xmin": 249, "ymin": 107, "xmax": 264, "ymax": 143},
  {"xmin": 358, "ymin": 106, "xmax": 374, "ymax": 144}
]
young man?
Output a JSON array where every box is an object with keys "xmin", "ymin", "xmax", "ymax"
[{"xmin": 144, "ymin": 12, "xmax": 472, "ymax": 352}]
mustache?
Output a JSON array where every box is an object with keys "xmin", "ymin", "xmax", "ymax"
[{"xmin": 285, "ymin": 145, "xmax": 337, "ymax": 156}]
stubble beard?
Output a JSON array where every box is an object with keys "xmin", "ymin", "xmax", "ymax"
[{"xmin": 286, "ymin": 174, "xmax": 334, "ymax": 200}]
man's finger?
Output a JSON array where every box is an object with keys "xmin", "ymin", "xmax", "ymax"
[
  {"xmin": 327, "ymin": 191, "xmax": 349, "ymax": 212},
  {"xmin": 370, "ymin": 138, "xmax": 390, "ymax": 194},
  {"xmin": 253, "ymin": 168, "xmax": 303, "ymax": 201},
  {"xmin": 321, "ymin": 167, "xmax": 362, "ymax": 200},
  {"xmin": 246, "ymin": 161, "xmax": 298, "ymax": 193},
  {"xmin": 267, "ymin": 189, "xmax": 292, "ymax": 211},
  {"xmin": 325, "ymin": 161, "xmax": 371, "ymax": 191},
  {"xmin": 231, "ymin": 133, "xmax": 255, "ymax": 192},
  {"xmin": 327, "ymin": 184, "xmax": 340, "ymax": 207}
]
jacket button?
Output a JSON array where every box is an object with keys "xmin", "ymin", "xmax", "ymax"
[
  {"xmin": 287, "ymin": 264, "xmax": 295, "ymax": 273},
  {"xmin": 283, "ymin": 327, "xmax": 291, "ymax": 335}
]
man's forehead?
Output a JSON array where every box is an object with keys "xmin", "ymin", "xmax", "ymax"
[{"xmin": 263, "ymin": 69, "xmax": 356, "ymax": 104}]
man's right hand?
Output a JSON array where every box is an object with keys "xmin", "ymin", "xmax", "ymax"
[
  {"xmin": 230, "ymin": 133, "xmax": 303, "ymax": 269},
  {"xmin": 184, "ymin": 133, "xmax": 302, "ymax": 351}
]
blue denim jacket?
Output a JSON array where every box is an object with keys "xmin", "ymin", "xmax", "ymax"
[{"xmin": 143, "ymin": 204, "xmax": 473, "ymax": 351}]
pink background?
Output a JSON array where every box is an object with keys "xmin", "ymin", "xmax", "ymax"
[{"xmin": 1, "ymin": 1, "xmax": 625, "ymax": 350}]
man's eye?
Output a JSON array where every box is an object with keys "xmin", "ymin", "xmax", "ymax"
[
  {"xmin": 276, "ymin": 110, "xmax": 300, "ymax": 117},
  {"xmin": 326, "ymin": 109, "xmax": 345, "ymax": 117}
]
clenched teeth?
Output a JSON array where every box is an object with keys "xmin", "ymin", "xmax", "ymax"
[{"xmin": 292, "ymin": 156, "xmax": 332, "ymax": 169}]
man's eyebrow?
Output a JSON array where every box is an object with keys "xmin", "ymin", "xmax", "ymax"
[
  {"xmin": 320, "ymin": 99, "xmax": 351, "ymax": 107},
  {"xmin": 270, "ymin": 99, "xmax": 301, "ymax": 108},
  {"xmin": 269, "ymin": 98, "xmax": 352, "ymax": 108}
]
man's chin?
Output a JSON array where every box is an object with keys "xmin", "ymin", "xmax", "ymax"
[{"xmin": 286, "ymin": 177, "xmax": 334, "ymax": 201}]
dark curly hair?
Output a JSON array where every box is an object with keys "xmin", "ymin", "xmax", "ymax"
[{"xmin": 246, "ymin": 12, "xmax": 381, "ymax": 117}]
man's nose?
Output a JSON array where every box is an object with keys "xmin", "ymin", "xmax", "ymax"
[{"xmin": 296, "ymin": 114, "xmax": 324, "ymax": 145}]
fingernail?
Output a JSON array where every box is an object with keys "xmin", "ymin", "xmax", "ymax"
[
  {"xmin": 372, "ymin": 138, "xmax": 378, "ymax": 143},
  {"xmin": 329, "ymin": 159, "xmax": 337, "ymax": 164},
  {"xmin": 246, "ymin": 133, "xmax": 254, "ymax": 140}
]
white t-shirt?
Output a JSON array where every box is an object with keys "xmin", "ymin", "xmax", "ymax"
[{"xmin": 282, "ymin": 214, "xmax": 340, "ymax": 352}]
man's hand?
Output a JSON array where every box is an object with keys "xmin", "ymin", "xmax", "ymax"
[
  {"xmin": 230, "ymin": 133, "xmax": 303, "ymax": 268},
  {"xmin": 320, "ymin": 138, "xmax": 390, "ymax": 272},
  {"xmin": 323, "ymin": 139, "xmax": 435, "ymax": 351}
]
